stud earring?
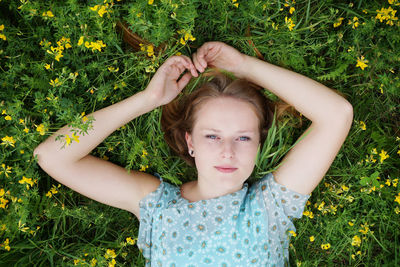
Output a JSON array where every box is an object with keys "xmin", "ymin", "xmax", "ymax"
[{"xmin": 189, "ymin": 149, "xmax": 194, "ymax": 156}]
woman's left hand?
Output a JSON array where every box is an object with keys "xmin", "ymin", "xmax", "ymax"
[{"xmin": 145, "ymin": 55, "xmax": 198, "ymax": 107}]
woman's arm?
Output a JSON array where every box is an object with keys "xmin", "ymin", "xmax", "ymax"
[
  {"xmin": 238, "ymin": 55, "xmax": 353, "ymax": 123},
  {"xmin": 192, "ymin": 42, "xmax": 353, "ymax": 195},
  {"xmin": 237, "ymin": 55, "xmax": 353, "ymax": 195},
  {"xmin": 34, "ymin": 54, "xmax": 197, "ymax": 163},
  {"xmin": 34, "ymin": 55, "xmax": 197, "ymax": 218},
  {"xmin": 34, "ymin": 90, "xmax": 157, "ymax": 163}
]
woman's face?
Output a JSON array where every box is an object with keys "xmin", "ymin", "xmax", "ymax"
[{"xmin": 185, "ymin": 97, "xmax": 261, "ymax": 192}]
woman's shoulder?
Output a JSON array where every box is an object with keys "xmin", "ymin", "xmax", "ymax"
[{"xmin": 139, "ymin": 173, "xmax": 181, "ymax": 209}]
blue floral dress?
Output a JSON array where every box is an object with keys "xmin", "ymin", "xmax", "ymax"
[{"xmin": 137, "ymin": 172, "xmax": 310, "ymax": 267}]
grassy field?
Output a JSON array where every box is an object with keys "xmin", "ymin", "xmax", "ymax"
[{"xmin": 0, "ymin": 0, "xmax": 399, "ymax": 266}]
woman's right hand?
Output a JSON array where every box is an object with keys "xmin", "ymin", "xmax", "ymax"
[
  {"xmin": 144, "ymin": 55, "xmax": 198, "ymax": 107},
  {"xmin": 192, "ymin": 41, "xmax": 247, "ymax": 78}
]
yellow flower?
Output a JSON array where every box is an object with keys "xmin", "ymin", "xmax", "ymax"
[
  {"xmin": 4, "ymin": 115, "xmax": 11, "ymax": 121},
  {"xmin": 126, "ymin": 237, "xmax": 136, "ymax": 245},
  {"xmin": 46, "ymin": 185, "xmax": 60, "ymax": 198},
  {"xmin": 98, "ymin": 5, "xmax": 108, "ymax": 17},
  {"xmin": 303, "ymin": 210, "xmax": 314, "ymax": 218},
  {"xmin": 141, "ymin": 149, "xmax": 148, "ymax": 158},
  {"xmin": 346, "ymin": 195, "xmax": 354, "ymax": 202},
  {"xmin": 395, "ymin": 193, "xmax": 400, "ymax": 205},
  {"xmin": 72, "ymin": 133, "xmax": 80, "ymax": 143},
  {"xmin": 0, "ymin": 33, "xmax": 6, "ymax": 41},
  {"xmin": 108, "ymin": 259, "xmax": 116, "ymax": 267},
  {"xmin": 359, "ymin": 223, "xmax": 371, "ymax": 235},
  {"xmin": 104, "ymin": 249, "xmax": 117, "ymax": 259},
  {"xmin": 334, "ymin": 17, "xmax": 344, "ymax": 27},
  {"xmin": 81, "ymin": 112, "xmax": 89, "ymax": 123},
  {"xmin": 393, "ymin": 179, "xmax": 398, "ymax": 187},
  {"xmin": 379, "ymin": 149, "xmax": 389, "ymax": 163},
  {"xmin": 356, "ymin": 56, "xmax": 368, "ymax": 70},
  {"xmin": 139, "ymin": 164, "xmax": 149, "ymax": 172},
  {"xmin": 145, "ymin": 65, "xmax": 155, "ymax": 73},
  {"xmin": 74, "ymin": 259, "xmax": 80, "ymax": 265},
  {"xmin": 289, "ymin": 7, "xmax": 295, "ymax": 14},
  {"xmin": 309, "ymin": 236, "xmax": 315, "ymax": 242},
  {"xmin": 0, "ymin": 164, "xmax": 12, "ymax": 178},
  {"xmin": 90, "ymin": 258, "xmax": 97, "ymax": 266},
  {"xmin": 288, "ymin": 230, "xmax": 297, "ymax": 237},
  {"xmin": 232, "ymin": 0, "xmax": 239, "ymax": 8},
  {"xmin": 359, "ymin": 121, "xmax": 366, "ymax": 130},
  {"xmin": 90, "ymin": 5, "xmax": 100, "ymax": 11},
  {"xmin": 86, "ymin": 40, "xmax": 106, "ymax": 52},
  {"xmin": 49, "ymin": 78, "xmax": 62, "ymax": 87},
  {"xmin": 148, "ymin": 0, "xmax": 154, "ymax": 4},
  {"xmin": 348, "ymin": 16, "xmax": 360, "ymax": 29},
  {"xmin": 23, "ymin": 128, "xmax": 29, "ymax": 133},
  {"xmin": 0, "ymin": 197, "xmax": 9, "ymax": 209},
  {"xmin": 376, "ymin": 7, "xmax": 398, "ymax": 26},
  {"xmin": 1, "ymin": 136, "xmax": 16, "ymax": 147},
  {"xmin": 285, "ymin": 16, "xmax": 295, "ymax": 31},
  {"xmin": 348, "ymin": 221, "xmax": 354, "ymax": 226},
  {"xmin": 321, "ymin": 243, "xmax": 331, "ymax": 250},
  {"xmin": 147, "ymin": 45, "xmax": 154, "ymax": 57},
  {"xmin": 42, "ymin": 11, "xmax": 54, "ymax": 17},
  {"xmin": 395, "ymin": 207, "xmax": 400, "ymax": 214},
  {"xmin": 65, "ymin": 135, "xmax": 71, "ymax": 146},
  {"xmin": 177, "ymin": 29, "xmax": 196, "ymax": 45},
  {"xmin": 19, "ymin": 176, "xmax": 34, "ymax": 189},
  {"xmin": 77, "ymin": 36, "xmax": 84, "ymax": 46},
  {"xmin": 54, "ymin": 51, "xmax": 63, "ymax": 61},
  {"xmin": 108, "ymin": 66, "xmax": 119, "ymax": 72},
  {"xmin": 36, "ymin": 124, "xmax": 46, "ymax": 135},
  {"xmin": 351, "ymin": 235, "xmax": 361, "ymax": 247},
  {"xmin": 44, "ymin": 64, "xmax": 51, "ymax": 70},
  {"xmin": 1, "ymin": 238, "xmax": 10, "ymax": 251},
  {"xmin": 0, "ymin": 25, "xmax": 4, "ymax": 31},
  {"xmin": 341, "ymin": 184, "xmax": 349, "ymax": 191}
]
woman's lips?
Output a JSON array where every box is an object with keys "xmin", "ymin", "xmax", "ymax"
[{"xmin": 215, "ymin": 167, "xmax": 238, "ymax": 173}]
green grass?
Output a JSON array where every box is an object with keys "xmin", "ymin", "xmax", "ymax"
[{"xmin": 0, "ymin": 0, "xmax": 399, "ymax": 266}]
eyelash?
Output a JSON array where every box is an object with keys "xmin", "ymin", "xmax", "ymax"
[{"xmin": 205, "ymin": 135, "xmax": 251, "ymax": 141}]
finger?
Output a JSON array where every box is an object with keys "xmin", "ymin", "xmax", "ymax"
[
  {"xmin": 179, "ymin": 55, "xmax": 198, "ymax": 77},
  {"xmin": 192, "ymin": 52, "xmax": 204, "ymax": 73},
  {"xmin": 197, "ymin": 43, "xmax": 211, "ymax": 68},
  {"xmin": 177, "ymin": 72, "xmax": 192, "ymax": 90}
]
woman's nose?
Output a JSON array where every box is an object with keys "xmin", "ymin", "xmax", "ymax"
[{"xmin": 221, "ymin": 141, "xmax": 235, "ymax": 158}]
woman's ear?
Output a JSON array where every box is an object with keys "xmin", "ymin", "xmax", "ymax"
[{"xmin": 185, "ymin": 131, "xmax": 193, "ymax": 150}]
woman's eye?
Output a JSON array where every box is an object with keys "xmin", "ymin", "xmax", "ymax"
[{"xmin": 206, "ymin": 135, "xmax": 250, "ymax": 141}]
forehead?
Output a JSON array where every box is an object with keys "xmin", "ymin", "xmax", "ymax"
[{"xmin": 193, "ymin": 97, "xmax": 259, "ymax": 132}]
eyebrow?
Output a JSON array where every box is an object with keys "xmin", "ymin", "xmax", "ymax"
[{"xmin": 201, "ymin": 128, "xmax": 255, "ymax": 134}]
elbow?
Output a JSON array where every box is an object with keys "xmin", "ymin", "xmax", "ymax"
[
  {"xmin": 334, "ymin": 101, "xmax": 353, "ymax": 129},
  {"xmin": 33, "ymin": 145, "xmax": 44, "ymax": 166},
  {"xmin": 342, "ymin": 100, "xmax": 354, "ymax": 124},
  {"xmin": 33, "ymin": 144, "xmax": 50, "ymax": 167}
]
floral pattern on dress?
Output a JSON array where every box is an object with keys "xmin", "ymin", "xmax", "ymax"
[{"xmin": 138, "ymin": 172, "xmax": 310, "ymax": 266}]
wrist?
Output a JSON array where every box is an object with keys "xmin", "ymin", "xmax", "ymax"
[
  {"xmin": 141, "ymin": 88, "xmax": 162, "ymax": 109},
  {"xmin": 235, "ymin": 54, "xmax": 251, "ymax": 79}
]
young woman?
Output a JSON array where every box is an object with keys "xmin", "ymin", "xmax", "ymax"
[{"xmin": 34, "ymin": 41, "xmax": 353, "ymax": 266}]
